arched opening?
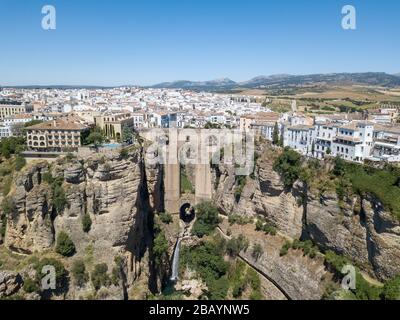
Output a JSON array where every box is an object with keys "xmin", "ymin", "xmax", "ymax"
[{"xmin": 179, "ymin": 203, "xmax": 195, "ymax": 223}]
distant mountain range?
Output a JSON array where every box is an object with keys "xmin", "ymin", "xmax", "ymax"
[
  {"xmin": 151, "ymin": 72, "xmax": 400, "ymax": 90},
  {"xmin": 2, "ymin": 72, "xmax": 400, "ymax": 91}
]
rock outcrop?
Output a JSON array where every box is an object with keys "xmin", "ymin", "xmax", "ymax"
[
  {"xmin": 212, "ymin": 142, "xmax": 400, "ymax": 282},
  {"xmin": 0, "ymin": 271, "xmax": 23, "ymax": 298},
  {"xmin": 218, "ymin": 221, "xmax": 332, "ymax": 300},
  {"xmin": 1, "ymin": 147, "xmax": 163, "ymax": 299},
  {"xmin": 212, "ymin": 147, "xmax": 304, "ymax": 239},
  {"xmin": 305, "ymin": 190, "xmax": 400, "ymax": 280}
]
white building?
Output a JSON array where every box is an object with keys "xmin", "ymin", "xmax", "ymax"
[
  {"xmin": 284, "ymin": 125, "xmax": 315, "ymax": 155},
  {"xmin": 313, "ymin": 122, "xmax": 340, "ymax": 159},
  {"xmin": 331, "ymin": 121, "xmax": 374, "ymax": 162},
  {"xmin": 0, "ymin": 125, "xmax": 12, "ymax": 139}
]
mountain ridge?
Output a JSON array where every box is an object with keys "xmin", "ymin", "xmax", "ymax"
[{"xmin": 150, "ymin": 72, "xmax": 400, "ymax": 90}]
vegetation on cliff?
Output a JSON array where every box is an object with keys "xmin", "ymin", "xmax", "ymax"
[
  {"xmin": 55, "ymin": 231, "xmax": 76, "ymax": 257},
  {"xmin": 273, "ymin": 148, "xmax": 400, "ymax": 221},
  {"xmin": 273, "ymin": 147, "xmax": 302, "ymax": 188},
  {"xmin": 192, "ymin": 202, "xmax": 220, "ymax": 238},
  {"xmin": 180, "ymin": 234, "xmax": 262, "ymax": 300}
]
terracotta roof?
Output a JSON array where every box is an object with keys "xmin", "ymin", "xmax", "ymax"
[{"xmin": 25, "ymin": 120, "xmax": 87, "ymax": 131}]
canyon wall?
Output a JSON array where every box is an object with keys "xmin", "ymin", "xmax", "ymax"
[
  {"xmin": 211, "ymin": 144, "xmax": 400, "ymax": 284},
  {"xmin": 1, "ymin": 147, "xmax": 164, "ymax": 299}
]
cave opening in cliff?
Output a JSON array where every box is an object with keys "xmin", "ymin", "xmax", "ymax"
[{"xmin": 179, "ymin": 203, "xmax": 195, "ymax": 223}]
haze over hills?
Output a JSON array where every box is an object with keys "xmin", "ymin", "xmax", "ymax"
[
  {"xmin": 2, "ymin": 72, "xmax": 400, "ymax": 91},
  {"xmin": 151, "ymin": 72, "xmax": 400, "ymax": 90}
]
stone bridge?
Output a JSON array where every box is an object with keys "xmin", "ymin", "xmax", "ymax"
[{"xmin": 140, "ymin": 129, "xmax": 214, "ymax": 214}]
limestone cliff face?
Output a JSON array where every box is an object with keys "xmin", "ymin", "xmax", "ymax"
[
  {"xmin": 306, "ymin": 191, "xmax": 400, "ymax": 280},
  {"xmin": 212, "ymin": 144, "xmax": 400, "ymax": 282},
  {"xmin": 218, "ymin": 221, "xmax": 332, "ymax": 300},
  {"xmin": 2, "ymin": 147, "xmax": 164, "ymax": 299},
  {"xmin": 212, "ymin": 148, "xmax": 303, "ymax": 239}
]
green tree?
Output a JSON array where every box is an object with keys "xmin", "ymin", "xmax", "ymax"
[
  {"xmin": 381, "ymin": 275, "xmax": 400, "ymax": 300},
  {"xmin": 34, "ymin": 257, "xmax": 68, "ymax": 293},
  {"xmin": 53, "ymin": 185, "xmax": 67, "ymax": 213},
  {"xmin": 273, "ymin": 147, "xmax": 302, "ymax": 188},
  {"xmin": 91, "ymin": 263, "xmax": 111, "ymax": 290},
  {"xmin": 87, "ymin": 132, "xmax": 105, "ymax": 148},
  {"xmin": 333, "ymin": 156, "xmax": 346, "ymax": 176},
  {"xmin": 55, "ymin": 231, "xmax": 76, "ymax": 257},
  {"xmin": 82, "ymin": 214, "xmax": 92, "ymax": 233},
  {"xmin": 226, "ymin": 235, "xmax": 248, "ymax": 257},
  {"xmin": 192, "ymin": 202, "xmax": 220, "ymax": 238},
  {"xmin": 71, "ymin": 259, "xmax": 89, "ymax": 287},
  {"xmin": 159, "ymin": 212, "xmax": 173, "ymax": 224},
  {"xmin": 153, "ymin": 231, "xmax": 169, "ymax": 267},
  {"xmin": 272, "ymin": 122, "xmax": 280, "ymax": 145}
]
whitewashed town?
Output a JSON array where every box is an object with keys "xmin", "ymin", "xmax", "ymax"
[{"xmin": 0, "ymin": 86, "xmax": 399, "ymax": 164}]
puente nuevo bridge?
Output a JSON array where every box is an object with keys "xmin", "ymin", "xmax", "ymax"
[{"xmin": 140, "ymin": 128, "xmax": 215, "ymax": 214}]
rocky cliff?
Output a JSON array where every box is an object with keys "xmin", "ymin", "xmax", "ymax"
[
  {"xmin": 211, "ymin": 142, "xmax": 400, "ymax": 286},
  {"xmin": 0, "ymin": 147, "xmax": 164, "ymax": 299}
]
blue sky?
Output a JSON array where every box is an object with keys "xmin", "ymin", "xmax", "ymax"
[{"xmin": 0, "ymin": 0, "xmax": 399, "ymax": 86}]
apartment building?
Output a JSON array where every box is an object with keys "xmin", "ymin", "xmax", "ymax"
[
  {"xmin": 370, "ymin": 124, "xmax": 400, "ymax": 162},
  {"xmin": 0, "ymin": 125, "xmax": 12, "ymax": 139},
  {"xmin": 284, "ymin": 125, "xmax": 315, "ymax": 155},
  {"xmin": 331, "ymin": 121, "xmax": 374, "ymax": 162},
  {"xmin": 25, "ymin": 119, "xmax": 88, "ymax": 152},
  {"xmin": 313, "ymin": 122, "xmax": 340, "ymax": 159},
  {"xmin": 2, "ymin": 113, "xmax": 33, "ymax": 126},
  {"xmin": 0, "ymin": 102, "xmax": 33, "ymax": 119},
  {"xmin": 94, "ymin": 111, "xmax": 134, "ymax": 140}
]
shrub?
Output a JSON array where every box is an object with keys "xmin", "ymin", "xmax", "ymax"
[
  {"xmin": 181, "ymin": 238, "xmax": 229, "ymax": 299},
  {"xmin": 280, "ymin": 241, "xmax": 292, "ymax": 256},
  {"xmin": 0, "ymin": 213, "xmax": 6, "ymax": 239},
  {"xmin": 1, "ymin": 197, "xmax": 16, "ymax": 216},
  {"xmin": 120, "ymin": 148, "xmax": 129, "ymax": 159},
  {"xmin": 159, "ymin": 212, "xmax": 173, "ymax": 224},
  {"xmin": 228, "ymin": 214, "xmax": 252, "ymax": 226},
  {"xmin": 234, "ymin": 175, "xmax": 246, "ymax": 203},
  {"xmin": 381, "ymin": 275, "xmax": 400, "ymax": 300},
  {"xmin": 14, "ymin": 156, "xmax": 26, "ymax": 171},
  {"xmin": 23, "ymin": 277, "xmax": 39, "ymax": 293},
  {"xmin": 54, "ymin": 185, "xmax": 67, "ymax": 212},
  {"xmin": 55, "ymin": 231, "xmax": 76, "ymax": 257},
  {"xmin": 91, "ymin": 263, "xmax": 111, "ymax": 290},
  {"xmin": 252, "ymin": 243, "xmax": 264, "ymax": 260},
  {"xmin": 324, "ymin": 250, "xmax": 351, "ymax": 273},
  {"xmin": 34, "ymin": 257, "xmax": 68, "ymax": 293},
  {"xmin": 153, "ymin": 230, "xmax": 169, "ymax": 267},
  {"xmin": 2, "ymin": 176, "xmax": 12, "ymax": 196},
  {"xmin": 226, "ymin": 235, "xmax": 248, "ymax": 257},
  {"xmin": 71, "ymin": 259, "xmax": 89, "ymax": 287},
  {"xmin": 82, "ymin": 214, "xmax": 92, "ymax": 233},
  {"xmin": 255, "ymin": 219, "xmax": 264, "ymax": 231},
  {"xmin": 192, "ymin": 202, "xmax": 220, "ymax": 238},
  {"xmin": 273, "ymin": 147, "xmax": 302, "ymax": 188}
]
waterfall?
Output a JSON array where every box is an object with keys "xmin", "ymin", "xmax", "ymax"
[{"xmin": 170, "ymin": 238, "xmax": 181, "ymax": 281}]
